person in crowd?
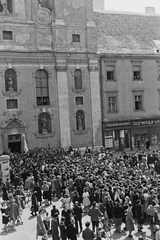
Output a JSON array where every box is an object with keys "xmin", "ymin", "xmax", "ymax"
[
  {"xmin": 82, "ymin": 221, "xmax": 95, "ymax": 240},
  {"xmin": 126, "ymin": 203, "xmax": 135, "ymax": 238},
  {"xmin": 62, "ymin": 194, "xmax": 71, "ymax": 210},
  {"xmin": 67, "ymin": 218, "xmax": 77, "ymax": 240},
  {"xmin": 31, "ymin": 190, "xmax": 39, "ymax": 216},
  {"xmin": 42, "ymin": 180, "xmax": 49, "ymax": 206},
  {"xmin": 51, "ymin": 212, "xmax": 60, "ymax": 240},
  {"xmin": 51, "ymin": 205, "xmax": 60, "ymax": 225},
  {"xmin": 1, "ymin": 201, "xmax": 9, "ymax": 232},
  {"xmin": 135, "ymin": 199, "xmax": 144, "ymax": 232},
  {"xmin": 59, "ymin": 217, "xmax": 67, "ymax": 240},
  {"xmin": 82, "ymin": 188, "xmax": 90, "ymax": 213},
  {"xmin": 2, "ymin": 183, "xmax": 9, "ymax": 202},
  {"xmin": 88, "ymin": 202, "xmax": 103, "ymax": 233},
  {"xmin": 36, "ymin": 208, "xmax": 48, "ymax": 240},
  {"xmin": 61, "ymin": 205, "xmax": 71, "ymax": 227},
  {"xmin": 34, "ymin": 182, "xmax": 42, "ymax": 206},
  {"xmin": 113, "ymin": 200, "xmax": 123, "ymax": 233},
  {"xmin": 72, "ymin": 201, "xmax": 83, "ymax": 234},
  {"xmin": 9, "ymin": 198, "xmax": 23, "ymax": 229}
]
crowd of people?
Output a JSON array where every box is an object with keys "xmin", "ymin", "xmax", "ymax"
[{"xmin": 1, "ymin": 146, "xmax": 160, "ymax": 240}]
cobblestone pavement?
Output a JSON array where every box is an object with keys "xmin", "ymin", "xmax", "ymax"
[{"xmin": 0, "ymin": 198, "xmax": 155, "ymax": 240}]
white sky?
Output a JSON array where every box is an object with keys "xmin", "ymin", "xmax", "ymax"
[{"xmin": 104, "ymin": 0, "xmax": 160, "ymax": 14}]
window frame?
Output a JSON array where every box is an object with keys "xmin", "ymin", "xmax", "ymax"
[
  {"xmin": 6, "ymin": 98, "xmax": 18, "ymax": 110},
  {"xmin": 104, "ymin": 60, "xmax": 117, "ymax": 81},
  {"xmin": 74, "ymin": 69, "xmax": 83, "ymax": 90},
  {"xmin": 106, "ymin": 91, "xmax": 118, "ymax": 113},
  {"xmin": 72, "ymin": 34, "xmax": 80, "ymax": 43},
  {"xmin": 75, "ymin": 96, "xmax": 83, "ymax": 106},
  {"xmin": 132, "ymin": 89, "xmax": 144, "ymax": 111},
  {"xmin": 35, "ymin": 69, "xmax": 50, "ymax": 107},
  {"xmin": 157, "ymin": 61, "xmax": 160, "ymax": 80},
  {"xmin": 131, "ymin": 60, "xmax": 143, "ymax": 81}
]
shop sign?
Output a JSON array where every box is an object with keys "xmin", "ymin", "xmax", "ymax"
[
  {"xmin": 104, "ymin": 121, "xmax": 130, "ymax": 128},
  {"xmin": 132, "ymin": 119, "xmax": 160, "ymax": 126}
]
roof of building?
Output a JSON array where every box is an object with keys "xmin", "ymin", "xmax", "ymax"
[{"xmin": 94, "ymin": 10, "xmax": 160, "ymax": 55}]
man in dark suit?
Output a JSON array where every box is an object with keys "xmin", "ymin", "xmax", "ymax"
[
  {"xmin": 82, "ymin": 221, "xmax": 95, "ymax": 240},
  {"xmin": 72, "ymin": 201, "xmax": 83, "ymax": 234},
  {"xmin": 51, "ymin": 213, "xmax": 60, "ymax": 240}
]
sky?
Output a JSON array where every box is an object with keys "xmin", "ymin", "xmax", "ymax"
[{"xmin": 104, "ymin": 0, "xmax": 160, "ymax": 14}]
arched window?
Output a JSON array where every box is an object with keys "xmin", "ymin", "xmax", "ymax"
[
  {"xmin": 74, "ymin": 69, "xmax": 82, "ymax": 90},
  {"xmin": 5, "ymin": 68, "xmax": 17, "ymax": 92},
  {"xmin": 38, "ymin": 112, "xmax": 52, "ymax": 134},
  {"xmin": 76, "ymin": 110, "xmax": 85, "ymax": 130},
  {"xmin": 35, "ymin": 69, "xmax": 50, "ymax": 106},
  {"xmin": 0, "ymin": 0, "xmax": 13, "ymax": 13}
]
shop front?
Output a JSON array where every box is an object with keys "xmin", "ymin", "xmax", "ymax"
[{"xmin": 103, "ymin": 118, "xmax": 160, "ymax": 151}]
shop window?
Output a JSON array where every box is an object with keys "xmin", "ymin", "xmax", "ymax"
[
  {"xmin": 108, "ymin": 96, "xmax": 117, "ymax": 112},
  {"xmin": 38, "ymin": 112, "xmax": 52, "ymax": 134},
  {"xmin": 106, "ymin": 65, "xmax": 114, "ymax": 80},
  {"xmin": 76, "ymin": 96, "xmax": 83, "ymax": 106},
  {"xmin": 35, "ymin": 69, "xmax": 50, "ymax": 106},
  {"xmin": 135, "ymin": 95, "xmax": 143, "ymax": 110},
  {"xmin": 5, "ymin": 68, "xmax": 17, "ymax": 92},
  {"xmin": 151, "ymin": 134, "xmax": 158, "ymax": 145},
  {"xmin": 76, "ymin": 110, "xmax": 85, "ymax": 130},
  {"xmin": 6, "ymin": 99, "xmax": 18, "ymax": 109},
  {"xmin": 74, "ymin": 69, "xmax": 82, "ymax": 90},
  {"xmin": 0, "ymin": 0, "xmax": 13, "ymax": 13}
]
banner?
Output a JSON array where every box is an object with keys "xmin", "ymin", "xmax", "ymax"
[{"xmin": 0, "ymin": 155, "xmax": 10, "ymax": 183}]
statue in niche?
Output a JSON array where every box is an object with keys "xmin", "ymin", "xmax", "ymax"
[
  {"xmin": 0, "ymin": 0, "xmax": 9, "ymax": 13},
  {"xmin": 7, "ymin": 75, "xmax": 14, "ymax": 91},
  {"xmin": 76, "ymin": 111, "xmax": 85, "ymax": 131},
  {"xmin": 40, "ymin": 115, "xmax": 48, "ymax": 134},
  {"xmin": 37, "ymin": 0, "xmax": 52, "ymax": 11}
]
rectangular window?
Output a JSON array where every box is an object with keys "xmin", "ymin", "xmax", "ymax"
[
  {"xmin": 76, "ymin": 97, "xmax": 83, "ymax": 105},
  {"xmin": 6, "ymin": 99, "xmax": 18, "ymax": 109},
  {"xmin": 106, "ymin": 65, "xmax": 114, "ymax": 80},
  {"xmin": 3, "ymin": 31, "xmax": 13, "ymax": 40},
  {"xmin": 72, "ymin": 34, "xmax": 80, "ymax": 43},
  {"xmin": 133, "ymin": 66, "xmax": 141, "ymax": 80},
  {"xmin": 108, "ymin": 96, "xmax": 117, "ymax": 112},
  {"xmin": 135, "ymin": 95, "xmax": 142, "ymax": 110}
]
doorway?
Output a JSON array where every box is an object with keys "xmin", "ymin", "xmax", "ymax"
[{"xmin": 8, "ymin": 134, "xmax": 21, "ymax": 153}]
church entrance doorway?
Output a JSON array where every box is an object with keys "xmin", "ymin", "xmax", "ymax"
[{"xmin": 8, "ymin": 134, "xmax": 21, "ymax": 153}]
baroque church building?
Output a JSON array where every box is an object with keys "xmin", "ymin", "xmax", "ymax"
[
  {"xmin": 1, "ymin": 0, "xmax": 160, "ymax": 153},
  {"xmin": 0, "ymin": 0, "xmax": 102, "ymax": 153}
]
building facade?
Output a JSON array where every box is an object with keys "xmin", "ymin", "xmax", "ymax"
[
  {"xmin": 0, "ymin": 0, "xmax": 102, "ymax": 153},
  {"xmin": 94, "ymin": 11, "xmax": 160, "ymax": 151}
]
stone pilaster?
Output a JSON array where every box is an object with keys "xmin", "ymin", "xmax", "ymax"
[
  {"xmin": 89, "ymin": 58, "xmax": 102, "ymax": 147},
  {"xmin": 56, "ymin": 58, "xmax": 71, "ymax": 149}
]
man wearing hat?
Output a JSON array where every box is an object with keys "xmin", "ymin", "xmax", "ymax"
[{"xmin": 72, "ymin": 201, "xmax": 83, "ymax": 234}]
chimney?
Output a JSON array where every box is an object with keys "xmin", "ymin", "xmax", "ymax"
[
  {"xmin": 145, "ymin": 6, "xmax": 156, "ymax": 14},
  {"xmin": 93, "ymin": 0, "xmax": 105, "ymax": 10}
]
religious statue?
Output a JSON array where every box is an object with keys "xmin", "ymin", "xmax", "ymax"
[
  {"xmin": 40, "ymin": 115, "xmax": 48, "ymax": 134},
  {"xmin": 0, "ymin": 0, "xmax": 9, "ymax": 13},
  {"xmin": 77, "ymin": 111, "xmax": 84, "ymax": 130},
  {"xmin": 7, "ymin": 75, "xmax": 14, "ymax": 91},
  {"xmin": 37, "ymin": 0, "xmax": 52, "ymax": 11}
]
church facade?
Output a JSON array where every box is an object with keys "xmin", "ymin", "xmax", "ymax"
[{"xmin": 0, "ymin": 0, "xmax": 102, "ymax": 153}]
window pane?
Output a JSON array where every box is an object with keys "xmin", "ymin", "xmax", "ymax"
[
  {"xmin": 76, "ymin": 97, "xmax": 83, "ymax": 105},
  {"xmin": 72, "ymin": 34, "xmax": 80, "ymax": 42},
  {"xmin": 6, "ymin": 99, "xmax": 18, "ymax": 109},
  {"xmin": 74, "ymin": 69, "xmax": 82, "ymax": 89},
  {"xmin": 106, "ymin": 65, "xmax": 114, "ymax": 80},
  {"xmin": 35, "ymin": 70, "xmax": 49, "ymax": 106}
]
